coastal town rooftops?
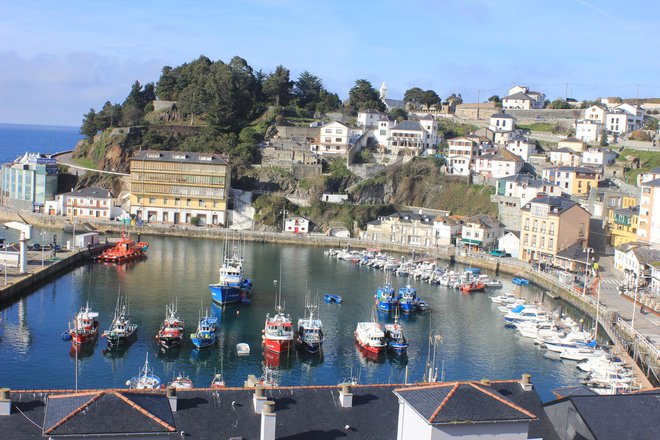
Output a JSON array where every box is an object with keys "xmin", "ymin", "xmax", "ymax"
[
  {"xmin": 522, "ymin": 196, "xmax": 577, "ymax": 213},
  {"xmin": 60, "ymin": 186, "xmax": 113, "ymax": 199},
  {"xmin": 491, "ymin": 148, "xmax": 524, "ymax": 162},
  {"xmin": 544, "ymin": 390, "xmax": 660, "ymax": 440},
  {"xmin": 613, "ymin": 206, "xmax": 640, "ymax": 216},
  {"xmin": 556, "ymin": 241, "xmax": 594, "ymax": 262},
  {"xmin": 386, "ymin": 211, "xmax": 434, "ymax": 223},
  {"xmin": 546, "ymin": 165, "xmax": 599, "ymax": 174},
  {"xmin": 394, "ymin": 382, "xmax": 536, "ymax": 424},
  {"xmin": 465, "ymin": 214, "xmax": 504, "ymax": 229},
  {"xmin": 631, "ymin": 247, "xmax": 660, "ymax": 265},
  {"xmin": 43, "ymin": 390, "xmax": 176, "ymax": 436},
  {"xmin": 131, "ymin": 150, "xmax": 228, "ymax": 165},
  {"xmin": 553, "ymin": 147, "xmax": 578, "ymax": 154}
]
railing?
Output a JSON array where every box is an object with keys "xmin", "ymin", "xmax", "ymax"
[{"xmin": 616, "ymin": 318, "xmax": 660, "ymax": 364}]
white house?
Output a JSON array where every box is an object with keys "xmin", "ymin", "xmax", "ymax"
[
  {"xmin": 502, "ymin": 86, "xmax": 545, "ymax": 109},
  {"xmin": 357, "ymin": 109, "xmax": 384, "ymax": 128},
  {"xmin": 488, "ymin": 113, "xmax": 517, "ymax": 145},
  {"xmin": 446, "ymin": 135, "xmax": 483, "ymax": 176},
  {"xmin": 505, "ymin": 136, "xmax": 536, "ymax": 161},
  {"xmin": 575, "ymin": 119, "xmax": 602, "ymax": 143},
  {"xmin": 637, "ymin": 166, "xmax": 660, "ymax": 186},
  {"xmin": 433, "ymin": 215, "xmax": 463, "ymax": 246},
  {"xmin": 460, "ymin": 214, "xmax": 506, "ymax": 250},
  {"xmin": 583, "ymin": 105, "xmax": 607, "ymax": 123},
  {"xmin": 474, "ymin": 149, "xmax": 524, "ymax": 179},
  {"xmin": 549, "ymin": 148, "xmax": 581, "ymax": 167},
  {"xmin": 581, "ymin": 147, "xmax": 617, "ymax": 166},
  {"xmin": 605, "ymin": 104, "xmax": 644, "ymax": 134},
  {"xmin": 394, "ymin": 379, "xmax": 537, "ymax": 440},
  {"xmin": 374, "ymin": 114, "xmax": 396, "ymax": 147},
  {"xmin": 284, "ymin": 216, "xmax": 310, "ymax": 234},
  {"xmin": 498, "ymin": 231, "xmax": 520, "ymax": 258},
  {"xmin": 311, "ymin": 121, "xmax": 363, "ymax": 156},
  {"xmin": 383, "ymin": 117, "xmax": 439, "ymax": 156},
  {"xmin": 55, "ymin": 186, "xmax": 118, "ymax": 220}
]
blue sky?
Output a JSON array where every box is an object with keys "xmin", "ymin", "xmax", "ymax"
[{"xmin": 1, "ymin": 0, "xmax": 659, "ymax": 126}]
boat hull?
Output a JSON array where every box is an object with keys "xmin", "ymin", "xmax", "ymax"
[
  {"xmin": 106, "ymin": 330, "xmax": 137, "ymax": 348},
  {"xmin": 210, "ymin": 282, "xmax": 251, "ymax": 305},
  {"xmin": 296, "ymin": 337, "xmax": 322, "ymax": 354},
  {"xmin": 191, "ymin": 334, "xmax": 217, "ymax": 349},
  {"xmin": 263, "ymin": 337, "xmax": 292, "ymax": 353},
  {"xmin": 157, "ymin": 335, "xmax": 183, "ymax": 349},
  {"xmin": 355, "ymin": 337, "xmax": 384, "ymax": 354}
]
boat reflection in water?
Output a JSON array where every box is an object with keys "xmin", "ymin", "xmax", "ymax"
[
  {"xmin": 263, "ymin": 348, "xmax": 292, "ymax": 370},
  {"xmin": 355, "ymin": 341, "xmax": 385, "ymax": 363},
  {"xmin": 190, "ymin": 346, "xmax": 213, "ymax": 363},
  {"xmin": 70, "ymin": 343, "xmax": 95, "ymax": 359},
  {"xmin": 296, "ymin": 350, "xmax": 324, "ymax": 368}
]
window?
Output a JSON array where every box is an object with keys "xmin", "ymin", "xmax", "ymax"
[
  {"xmin": 148, "ymin": 197, "xmax": 155, "ymax": 204},
  {"xmin": 137, "ymin": 196, "xmax": 142, "ymax": 203},
  {"xmin": 175, "ymin": 198, "xmax": 180, "ymax": 206},
  {"xmin": 186, "ymin": 199, "xmax": 191, "ymax": 207},
  {"xmin": 335, "ymin": 129, "xmax": 342, "ymax": 134},
  {"xmin": 199, "ymin": 199, "xmax": 206, "ymax": 207},
  {"xmin": 324, "ymin": 137, "xmax": 331, "ymax": 143},
  {"xmin": 523, "ymin": 234, "xmax": 529, "ymax": 245},
  {"xmin": 163, "ymin": 198, "xmax": 168, "ymax": 204},
  {"xmin": 335, "ymin": 137, "xmax": 342, "ymax": 142},
  {"xmin": 532, "ymin": 235, "xmax": 537, "ymax": 246},
  {"xmin": 325, "ymin": 129, "xmax": 332, "ymax": 134},
  {"xmin": 548, "ymin": 238, "xmax": 554, "ymax": 249}
]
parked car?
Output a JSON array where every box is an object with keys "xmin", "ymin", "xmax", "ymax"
[{"xmin": 489, "ymin": 250, "xmax": 511, "ymax": 257}]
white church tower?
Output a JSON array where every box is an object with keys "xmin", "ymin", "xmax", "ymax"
[{"xmin": 379, "ymin": 81, "xmax": 388, "ymax": 101}]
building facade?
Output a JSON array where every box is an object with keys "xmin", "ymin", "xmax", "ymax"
[
  {"xmin": 608, "ymin": 206, "xmax": 640, "ymax": 247},
  {"xmin": 55, "ymin": 187, "xmax": 116, "ymax": 220},
  {"xmin": 1, "ymin": 152, "xmax": 58, "ymax": 212},
  {"xmin": 519, "ymin": 196, "xmax": 591, "ymax": 268},
  {"xmin": 638, "ymin": 178, "xmax": 660, "ymax": 245},
  {"xmin": 363, "ymin": 212, "xmax": 436, "ymax": 246},
  {"xmin": 541, "ymin": 166, "xmax": 599, "ymax": 197},
  {"xmin": 460, "ymin": 214, "xmax": 505, "ymax": 251},
  {"xmin": 129, "ymin": 150, "xmax": 230, "ymax": 226}
]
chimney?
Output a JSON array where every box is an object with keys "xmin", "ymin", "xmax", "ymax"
[
  {"xmin": 0, "ymin": 388, "xmax": 11, "ymax": 416},
  {"xmin": 253, "ymin": 385, "xmax": 267, "ymax": 414},
  {"xmin": 260, "ymin": 400, "xmax": 276, "ymax": 440},
  {"xmin": 166, "ymin": 386, "xmax": 177, "ymax": 413},
  {"xmin": 338, "ymin": 383, "xmax": 353, "ymax": 408},
  {"xmin": 520, "ymin": 374, "xmax": 533, "ymax": 391}
]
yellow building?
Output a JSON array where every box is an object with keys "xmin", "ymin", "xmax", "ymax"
[
  {"xmin": 608, "ymin": 206, "xmax": 639, "ymax": 247},
  {"xmin": 520, "ymin": 196, "xmax": 591, "ymax": 269},
  {"xmin": 129, "ymin": 150, "xmax": 230, "ymax": 226},
  {"xmin": 541, "ymin": 166, "xmax": 599, "ymax": 197}
]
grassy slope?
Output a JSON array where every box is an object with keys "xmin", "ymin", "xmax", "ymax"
[{"xmin": 620, "ymin": 149, "xmax": 660, "ymax": 183}]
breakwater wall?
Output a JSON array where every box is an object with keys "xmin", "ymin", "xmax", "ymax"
[{"xmin": 0, "ymin": 246, "xmax": 107, "ymax": 305}]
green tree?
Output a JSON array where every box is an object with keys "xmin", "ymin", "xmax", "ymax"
[
  {"xmin": 547, "ymin": 99, "xmax": 572, "ymax": 109},
  {"xmin": 178, "ymin": 83, "xmax": 208, "ymax": 125},
  {"xmin": 263, "ymin": 65, "xmax": 293, "ymax": 106},
  {"xmin": 95, "ymin": 101, "xmax": 122, "ymax": 131},
  {"xmin": 420, "ymin": 90, "xmax": 441, "ymax": 109},
  {"xmin": 293, "ymin": 71, "xmax": 323, "ymax": 110},
  {"xmin": 403, "ymin": 87, "xmax": 425, "ymax": 108},
  {"xmin": 81, "ymin": 109, "xmax": 97, "ymax": 138},
  {"xmin": 389, "ymin": 108, "xmax": 408, "ymax": 122},
  {"xmin": 156, "ymin": 66, "xmax": 176, "ymax": 100},
  {"xmin": 316, "ymin": 89, "xmax": 341, "ymax": 114},
  {"xmin": 347, "ymin": 79, "xmax": 385, "ymax": 113},
  {"xmin": 488, "ymin": 95, "xmax": 502, "ymax": 108},
  {"xmin": 121, "ymin": 81, "xmax": 156, "ymax": 126},
  {"xmin": 600, "ymin": 130, "xmax": 609, "ymax": 146},
  {"xmin": 644, "ymin": 117, "xmax": 659, "ymax": 131}
]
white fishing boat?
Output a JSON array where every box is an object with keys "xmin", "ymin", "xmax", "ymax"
[
  {"xmin": 355, "ymin": 322, "xmax": 386, "ymax": 354},
  {"xmin": 168, "ymin": 374, "xmax": 194, "ymax": 389},
  {"xmin": 126, "ymin": 353, "xmax": 161, "ymax": 389}
]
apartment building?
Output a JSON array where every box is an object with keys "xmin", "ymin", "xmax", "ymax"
[
  {"xmin": 55, "ymin": 187, "xmax": 115, "ymax": 220},
  {"xmin": 460, "ymin": 214, "xmax": 505, "ymax": 251},
  {"xmin": 474, "ymin": 148, "xmax": 524, "ymax": 179},
  {"xmin": 129, "ymin": 150, "xmax": 230, "ymax": 226},
  {"xmin": 519, "ymin": 196, "xmax": 591, "ymax": 268},
  {"xmin": 445, "ymin": 135, "xmax": 489, "ymax": 176},
  {"xmin": 608, "ymin": 206, "xmax": 640, "ymax": 247},
  {"xmin": 1, "ymin": 152, "xmax": 58, "ymax": 212},
  {"xmin": 541, "ymin": 166, "xmax": 599, "ymax": 197},
  {"xmin": 363, "ymin": 211, "xmax": 436, "ymax": 246},
  {"xmin": 638, "ymin": 178, "xmax": 660, "ymax": 245}
]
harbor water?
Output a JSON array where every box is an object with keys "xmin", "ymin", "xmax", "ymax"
[{"xmin": 0, "ymin": 234, "xmax": 586, "ymax": 400}]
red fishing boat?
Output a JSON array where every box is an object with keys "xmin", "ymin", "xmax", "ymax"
[
  {"xmin": 460, "ymin": 281, "xmax": 486, "ymax": 293},
  {"xmin": 94, "ymin": 231, "xmax": 149, "ymax": 264},
  {"xmin": 262, "ymin": 305, "xmax": 294, "ymax": 353},
  {"xmin": 69, "ymin": 303, "xmax": 100, "ymax": 345},
  {"xmin": 156, "ymin": 302, "xmax": 184, "ymax": 349}
]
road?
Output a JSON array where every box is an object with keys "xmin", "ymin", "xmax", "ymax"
[{"xmin": 54, "ymin": 151, "xmax": 129, "ymax": 176}]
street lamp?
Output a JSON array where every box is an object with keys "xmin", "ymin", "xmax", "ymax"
[
  {"xmin": 279, "ymin": 208, "xmax": 288, "ymax": 233},
  {"xmin": 631, "ymin": 272, "xmax": 639, "ymax": 331},
  {"xmin": 40, "ymin": 230, "xmax": 46, "ymax": 266},
  {"xmin": 582, "ymin": 247, "xmax": 593, "ymax": 295}
]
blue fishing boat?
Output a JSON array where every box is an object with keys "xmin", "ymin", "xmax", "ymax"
[
  {"xmin": 375, "ymin": 275, "xmax": 397, "ymax": 312},
  {"xmin": 384, "ymin": 311, "xmax": 408, "ymax": 354},
  {"xmin": 397, "ymin": 284, "xmax": 420, "ymax": 314},
  {"xmin": 209, "ymin": 241, "xmax": 253, "ymax": 306},
  {"xmin": 324, "ymin": 294, "xmax": 342, "ymax": 304},
  {"xmin": 512, "ymin": 277, "xmax": 529, "ymax": 286},
  {"xmin": 191, "ymin": 311, "xmax": 218, "ymax": 349}
]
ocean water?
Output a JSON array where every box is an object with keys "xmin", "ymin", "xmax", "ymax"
[{"xmin": 0, "ymin": 123, "xmax": 83, "ymax": 163}]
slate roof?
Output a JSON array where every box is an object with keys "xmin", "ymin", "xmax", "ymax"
[
  {"xmin": 394, "ymin": 382, "xmax": 536, "ymax": 424},
  {"xmin": 642, "ymin": 177, "xmax": 660, "ymax": 187},
  {"xmin": 392, "ymin": 120, "xmax": 424, "ymax": 131},
  {"xmin": 631, "ymin": 247, "xmax": 660, "ymax": 265},
  {"xmin": 387, "ymin": 211, "xmax": 434, "ymax": 223},
  {"xmin": 493, "ymin": 148, "xmax": 523, "ymax": 162},
  {"xmin": 131, "ymin": 150, "xmax": 228, "ymax": 165},
  {"xmin": 491, "ymin": 113, "xmax": 516, "ymax": 119},
  {"xmin": 551, "ymin": 386, "xmax": 598, "ymax": 399},
  {"xmin": 43, "ymin": 391, "xmax": 175, "ymax": 436},
  {"xmin": 60, "ymin": 186, "xmax": 113, "ymax": 199},
  {"xmin": 521, "ymin": 196, "xmax": 577, "ymax": 214},
  {"xmin": 465, "ymin": 214, "xmax": 504, "ymax": 229},
  {"xmin": 556, "ymin": 241, "xmax": 593, "ymax": 262},
  {"xmin": 552, "ymin": 147, "xmax": 577, "ymax": 154},
  {"xmin": 504, "ymin": 92, "xmax": 533, "ymax": 101},
  {"xmin": 545, "ymin": 391, "xmax": 660, "ymax": 440}
]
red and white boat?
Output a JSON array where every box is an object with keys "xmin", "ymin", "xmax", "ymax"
[
  {"xmin": 94, "ymin": 231, "xmax": 149, "ymax": 264},
  {"xmin": 355, "ymin": 322, "xmax": 386, "ymax": 354},
  {"xmin": 69, "ymin": 303, "xmax": 100, "ymax": 345},
  {"xmin": 156, "ymin": 302, "xmax": 184, "ymax": 349},
  {"xmin": 262, "ymin": 305, "xmax": 294, "ymax": 353}
]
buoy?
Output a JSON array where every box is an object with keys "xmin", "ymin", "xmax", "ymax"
[{"xmin": 236, "ymin": 310, "xmax": 240, "ymax": 316}]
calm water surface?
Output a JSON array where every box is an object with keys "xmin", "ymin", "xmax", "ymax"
[{"xmin": 0, "ymin": 234, "xmax": 584, "ymax": 400}]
